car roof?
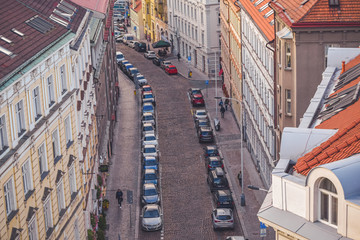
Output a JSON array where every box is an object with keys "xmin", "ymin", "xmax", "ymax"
[
  {"xmin": 143, "ymin": 102, "xmax": 154, "ymax": 106},
  {"xmin": 143, "ymin": 112, "xmax": 154, "ymax": 116},
  {"xmin": 217, "ymin": 189, "xmax": 231, "ymax": 196},
  {"xmin": 144, "ymin": 168, "xmax": 156, "ymax": 174},
  {"xmin": 200, "ymin": 126, "xmax": 212, "ymax": 131},
  {"xmin": 143, "ymin": 92, "xmax": 153, "ymax": 95},
  {"xmin": 196, "ymin": 109, "xmax": 206, "ymax": 113},
  {"xmin": 144, "ymin": 204, "xmax": 160, "ymax": 211},
  {"xmin": 209, "ymin": 156, "xmax": 221, "ymax": 161},
  {"xmin": 143, "ymin": 183, "xmax": 156, "ymax": 189},
  {"xmin": 143, "ymin": 122, "xmax": 154, "ymax": 127},
  {"xmin": 193, "ymin": 94, "xmax": 203, "ymax": 97},
  {"xmin": 215, "ymin": 167, "xmax": 225, "ymax": 176},
  {"xmin": 206, "ymin": 145, "xmax": 218, "ymax": 150},
  {"xmin": 129, "ymin": 67, "xmax": 138, "ymax": 70},
  {"xmin": 148, "ymin": 51, "xmax": 155, "ymax": 53},
  {"xmin": 144, "ymin": 133, "xmax": 155, "ymax": 137},
  {"xmin": 116, "ymin": 51, "xmax": 123, "ymax": 55},
  {"xmin": 168, "ymin": 65, "xmax": 176, "ymax": 68},
  {"xmin": 216, "ymin": 208, "xmax": 232, "ymax": 215},
  {"xmin": 144, "ymin": 144, "xmax": 156, "ymax": 148},
  {"xmin": 144, "ymin": 156, "xmax": 157, "ymax": 161}
]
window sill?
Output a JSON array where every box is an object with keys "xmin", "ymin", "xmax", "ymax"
[
  {"xmin": 6, "ymin": 209, "xmax": 19, "ymax": 224},
  {"xmin": 70, "ymin": 192, "xmax": 78, "ymax": 203},
  {"xmin": 34, "ymin": 115, "xmax": 42, "ymax": 122},
  {"xmin": 18, "ymin": 129, "xmax": 26, "ymax": 138},
  {"xmin": 49, "ymin": 101, "xmax": 55, "ymax": 108},
  {"xmin": 62, "ymin": 89, "xmax": 67, "ymax": 95},
  {"xmin": 40, "ymin": 171, "xmax": 50, "ymax": 182},
  {"xmin": 54, "ymin": 155, "xmax": 63, "ymax": 166},
  {"xmin": 284, "ymin": 67, "xmax": 292, "ymax": 71},
  {"xmin": 285, "ymin": 113, "xmax": 292, "ymax": 117},
  {"xmin": 46, "ymin": 227, "xmax": 54, "ymax": 239},
  {"xmin": 59, "ymin": 208, "xmax": 66, "ymax": 218},
  {"xmin": 24, "ymin": 189, "xmax": 35, "ymax": 201},
  {"xmin": 66, "ymin": 140, "xmax": 74, "ymax": 149}
]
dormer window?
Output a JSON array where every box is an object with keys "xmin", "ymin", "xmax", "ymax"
[
  {"xmin": 319, "ymin": 178, "xmax": 338, "ymax": 226},
  {"xmin": 329, "ymin": 0, "xmax": 339, "ymax": 7}
]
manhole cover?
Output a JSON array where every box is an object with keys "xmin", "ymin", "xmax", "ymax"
[{"xmin": 127, "ymin": 190, "xmax": 133, "ymax": 204}]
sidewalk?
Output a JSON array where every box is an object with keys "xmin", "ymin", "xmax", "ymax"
[{"xmin": 171, "ymin": 58, "xmax": 275, "ymax": 240}]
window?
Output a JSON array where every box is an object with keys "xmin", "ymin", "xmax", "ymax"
[
  {"xmin": 15, "ymin": 100, "xmax": 26, "ymax": 137},
  {"xmin": 44, "ymin": 198, "xmax": 53, "ymax": 233},
  {"xmin": 60, "ymin": 65, "xmax": 67, "ymax": 94},
  {"xmin": 4, "ymin": 177, "xmax": 16, "ymax": 216},
  {"xmin": 57, "ymin": 179, "xmax": 66, "ymax": 215},
  {"xmin": 38, "ymin": 143, "xmax": 48, "ymax": 177},
  {"xmin": 285, "ymin": 89, "xmax": 291, "ymax": 115},
  {"xmin": 28, "ymin": 217, "xmax": 38, "ymax": 240},
  {"xmin": 201, "ymin": 12, "xmax": 203, "ymax": 24},
  {"xmin": 52, "ymin": 129, "xmax": 61, "ymax": 163},
  {"xmin": 69, "ymin": 165, "xmax": 77, "ymax": 197},
  {"xmin": 0, "ymin": 115, "xmax": 8, "ymax": 153},
  {"xmin": 329, "ymin": 0, "xmax": 339, "ymax": 6},
  {"xmin": 22, "ymin": 159, "xmax": 33, "ymax": 196},
  {"xmin": 74, "ymin": 218, "xmax": 80, "ymax": 240},
  {"xmin": 33, "ymin": 87, "xmax": 42, "ymax": 120},
  {"xmin": 47, "ymin": 75, "xmax": 55, "ymax": 107},
  {"xmin": 285, "ymin": 42, "xmax": 291, "ymax": 68},
  {"xmin": 201, "ymin": 32, "xmax": 204, "ymax": 46},
  {"xmin": 146, "ymin": 3, "xmax": 149, "ymax": 14},
  {"xmin": 64, "ymin": 116, "xmax": 72, "ymax": 148},
  {"xmin": 319, "ymin": 178, "xmax": 338, "ymax": 226}
]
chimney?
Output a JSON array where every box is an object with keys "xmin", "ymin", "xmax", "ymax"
[{"xmin": 341, "ymin": 61, "xmax": 345, "ymax": 74}]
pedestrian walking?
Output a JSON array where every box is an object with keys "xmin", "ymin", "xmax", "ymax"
[
  {"xmin": 115, "ymin": 189, "xmax": 123, "ymax": 208},
  {"xmin": 220, "ymin": 105, "xmax": 225, "ymax": 118},
  {"xmin": 225, "ymin": 99, "xmax": 229, "ymax": 111},
  {"xmin": 219, "ymin": 99, "xmax": 224, "ymax": 107},
  {"xmin": 177, "ymin": 52, "xmax": 181, "ymax": 61},
  {"xmin": 237, "ymin": 171, "xmax": 242, "ymax": 186}
]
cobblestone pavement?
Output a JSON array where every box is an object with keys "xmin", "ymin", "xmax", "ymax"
[{"xmin": 110, "ymin": 44, "xmax": 244, "ymax": 239}]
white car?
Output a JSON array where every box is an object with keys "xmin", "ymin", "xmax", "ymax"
[
  {"xmin": 116, "ymin": 51, "xmax": 124, "ymax": 63},
  {"xmin": 194, "ymin": 109, "xmax": 208, "ymax": 121},
  {"xmin": 135, "ymin": 74, "xmax": 148, "ymax": 86},
  {"xmin": 141, "ymin": 204, "xmax": 162, "ymax": 231},
  {"xmin": 129, "ymin": 41, "xmax": 139, "ymax": 48},
  {"xmin": 142, "ymin": 144, "xmax": 158, "ymax": 158},
  {"xmin": 142, "ymin": 112, "xmax": 155, "ymax": 125},
  {"xmin": 142, "ymin": 133, "xmax": 158, "ymax": 146},
  {"xmin": 144, "ymin": 51, "xmax": 156, "ymax": 59}
]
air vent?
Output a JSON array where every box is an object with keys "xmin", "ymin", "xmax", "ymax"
[{"xmin": 26, "ymin": 16, "xmax": 54, "ymax": 34}]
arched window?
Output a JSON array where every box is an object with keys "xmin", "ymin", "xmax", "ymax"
[{"xmin": 319, "ymin": 178, "xmax": 338, "ymax": 226}]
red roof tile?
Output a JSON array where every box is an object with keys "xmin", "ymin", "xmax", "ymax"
[
  {"xmin": 239, "ymin": 0, "xmax": 274, "ymax": 41},
  {"xmin": 294, "ymin": 54, "xmax": 360, "ymax": 175},
  {"xmin": 272, "ymin": 0, "xmax": 360, "ymax": 27}
]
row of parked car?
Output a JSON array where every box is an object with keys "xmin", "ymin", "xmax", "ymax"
[
  {"xmin": 143, "ymin": 51, "xmax": 178, "ymax": 75},
  {"xmin": 116, "ymin": 51, "xmax": 148, "ymax": 87},
  {"xmin": 139, "ymin": 85, "xmax": 163, "ymax": 232},
  {"xmin": 188, "ymin": 88, "xmax": 236, "ymax": 231}
]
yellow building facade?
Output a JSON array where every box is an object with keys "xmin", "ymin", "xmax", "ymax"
[{"xmin": 0, "ymin": 5, "xmax": 96, "ymax": 240}]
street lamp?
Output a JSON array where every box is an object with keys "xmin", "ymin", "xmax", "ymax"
[
  {"xmin": 248, "ymin": 185, "xmax": 268, "ymax": 192},
  {"xmin": 214, "ymin": 96, "xmax": 245, "ymax": 206}
]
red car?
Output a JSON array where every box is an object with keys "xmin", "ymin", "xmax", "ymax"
[
  {"xmin": 165, "ymin": 65, "xmax": 178, "ymax": 75},
  {"xmin": 191, "ymin": 93, "xmax": 205, "ymax": 106}
]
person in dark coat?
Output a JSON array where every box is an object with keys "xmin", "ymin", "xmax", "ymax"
[
  {"xmin": 220, "ymin": 105, "xmax": 225, "ymax": 118},
  {"xmin": 116, "ymin": 189, "xmax": 123, "ymax": 208}
]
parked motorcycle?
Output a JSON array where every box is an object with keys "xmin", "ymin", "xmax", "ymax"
[{"xmin": 214, "ymin": 118, "xmax": 220, "ymax": 131}]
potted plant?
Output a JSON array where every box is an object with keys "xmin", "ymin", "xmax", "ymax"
[{"xmin": 102, "ymin": 199, "xmax": 109, "ymax": 210}]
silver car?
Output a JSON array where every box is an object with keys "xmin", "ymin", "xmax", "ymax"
[
  {"xmin": 142, "ymin": 112, "xmax": 155, "ymax": 125},
  {"xmin": 141, "ymin": 204, "xmax": 162, "ymax": 231},
  {"xmin": 144, "ymin": 51, "xmax": 156, "ymax": 59},
  {"xmin": 142, "ymin": 133, "xmax": 158, "ymax": 146},
  {"xmin": 142, "ymin": 144, "xmax": 158, "ymax": 157},
  {"xmin": 194, "ymin": 109, "xmax": 208, "ymax": 122},
  {"xmin": 142, "ymin": 122, "xmax": 155, "ymax": 136},
  {"xmin": 141, "ymin": 183, "xmax": 160, "ymax": 205},
  {"xmin": 212, "ymin": 208, "xmax": 234, "ymax": 230}
]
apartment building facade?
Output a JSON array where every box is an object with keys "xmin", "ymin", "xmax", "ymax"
[
  {"xmin": 168, "ymin": 0, "xmax": 221, "ymax": 76},
  {"xmin": 0, "ymin": 0, "xmax": 96, "ymax": 239},
  {"xmin": 271, "ymin": 0, "xmax": 360, "ymax": 133}
]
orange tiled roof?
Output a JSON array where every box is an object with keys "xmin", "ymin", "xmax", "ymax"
[
  {"xmin": 294, "ymin": 54, "xmax": 360, "ymax": 175},
  {"xmin": 133, "ymin": 0, "xmax": 142, "ymax": 13},
  {"xmin": 294, "ymin": 118, "xmax": 360, "ymax": 175},
  {"xmin": 239, "ymin": 0, "xmax": 274, "ymax": 41},
  {"xmin": 272, "ymin": 0, "xmax": 360, "ymax": 27}
]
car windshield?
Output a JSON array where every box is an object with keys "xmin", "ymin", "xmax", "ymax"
[
  {"xmin": 144, "ymin": 94, "xmax": 153, "ymax": 99},
  {"xmin": 170, "ymin": 67, "xmax": 176, "ymax": 70},
  {"xmin": 143, "ymin": 105, "xmax": 154, "ymax": 111},
  {"xmin": 144, "ymin": 147, "xmax": 156, "ymax": 153},
  {"xmin": 143, "ymin": 87, "xmax": 151, "ymax": 92},
  {"xmin": 214, "ymin": 178, "xmax": 227, "ymax": 185},
  {"xmin": 125, "ymin": 65, "xmax": 133, "ymax": 69},
  {"xmin": 210, "ymin": 160, "xmax": 222, "ymax": 166},
  {"xmin": 197, "ymin": 111, "xmax": 206, "ymax": 116},
  {"xmin": 199, "ymin": 122, "xmax": 209, "ymax": 127},
  {"xmin": 117, "ymin": 54, "xmax": 124, "ymax": 59},
  {"xmin": 144, "ymin": 209, "xmax": 160, "ymax": 218},
  {"xmin": 144, "ymin": 115, "xmax": 154, "ymax": 121},
  {"xmin": 208, "ymin": 149, "xmax": 218, "ymax": 155},
  {"xmin": 219, "ymin": 195, "xmax": 232, "ymax": 202},
  {"xmin": 144, "ymin": 160, "xmax": 157, "ymax": 166},
  {"xmin": 217, "ymin": 215, "xmax": 231, "ymax": 220},
  {"xmin": 137, "ymin": 76, "xmax": 145, "ymax": 80},
  {"xmin": 143, "ymin": 126, "xmax": 154, "ymax": 131},
  {"xmin": 149, "ymin": 51, "xmax": 155, "ymax": 54},
  {"xmin": 145, "ymin": 136, "xmax": 156, "ymax": 141},
  {"xmin": 194, "ymin": 97, "xmax": 203, "ymax": 100},
  {"xmin": 145, "ymin": 173, "xmax": 157, "ymax": 180},
  {"xmin": 192, "ymin": 90, "xmax": 201, "ymax": 94},
  {"xmin": 131, "ymin": 69, "xmax": 139, "ymax": 74},
  {"xmin": 144, "ymin": 188, "xmax": 157, "ymax": 196}
]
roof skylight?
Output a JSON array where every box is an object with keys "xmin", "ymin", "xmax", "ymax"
[
  {"xmin": 11, "ymin": 28, "xmax": 24, "ymax": 37},
  {"xmin": 254, "ymin": 0, "xmax": 264, "ymax": 7},
  {"xmin": 264, "ymin": 9, "xmax": 274, "ymax": 18},
  {"xmin": 0, "ymin": 36, "xmax": 12, "ymax": 44},
  {"xmin": 0, "ymin": 46, "xmax": 13, "ymax": 56}
]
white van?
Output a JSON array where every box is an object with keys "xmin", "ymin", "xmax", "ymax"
[{"xmin": 123, "ymin": 34, "xmax": 135, "ymax": 45}]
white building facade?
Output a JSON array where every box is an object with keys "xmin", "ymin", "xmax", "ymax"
[
  {"xmin": 240, "ymin": 1, "xmax": 275, "ymax": 187},
  {"xmin": 167, "ymin": 0, "xmax": 221, "ymax": 76}
]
